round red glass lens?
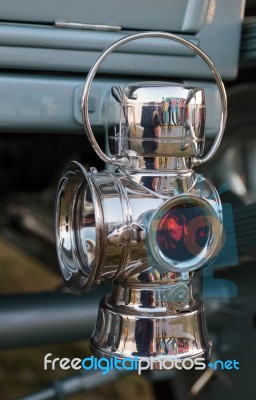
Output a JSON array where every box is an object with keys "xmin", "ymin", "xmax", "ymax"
[{"xmin": 156, "ymin": 204, "xmax": 210, "ymax": 261}]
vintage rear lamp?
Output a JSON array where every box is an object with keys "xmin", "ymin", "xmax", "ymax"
[{"xmin": 56, "ymin": 32, "xmax": 227, "ymax": 365}]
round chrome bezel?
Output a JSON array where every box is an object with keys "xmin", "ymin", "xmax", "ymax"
[
  {"xmin": 55, "ymin": 161, "xmax": 104, "ymax": 293},
  {"xmin": 147, "ymin": 194, "xmax": 222, "ymax": 275}
]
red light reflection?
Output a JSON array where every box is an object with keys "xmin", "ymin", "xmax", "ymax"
[{"xmin": 157, "ymin": 204, "xmax": 210, "ymax": 261}]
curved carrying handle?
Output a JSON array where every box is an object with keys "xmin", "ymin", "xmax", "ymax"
[{"xmin": 82, "ymin": 31, "xmax": 227, "ymax": 167}]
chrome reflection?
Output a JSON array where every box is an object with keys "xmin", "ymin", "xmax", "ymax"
[
  {"xmin": 56, "ymin": 161, "xmax": 222, "ymax": 290},
  {"xmin": 157, "ymin": 204, "xmax": 210, "ymax": 261},
  {"xmin": 76, "ymin": 182, "xmax": 96, "ymax": 274},
  {"xmin": 55, "ymin": 162, "xmax": 103, "ymax": 293},
  {"xmin": 56, "ymin": 76, "xmax": 225, "ymax": 365},
  {"xmin": 90, "ymin": 283, "xmax": 211, "ymax": 361},
  {"xmin": 56, "ymin": 157, "xmax": 222, "ymax": 361},
  {"xmin": 147, "ymin": 194, "xmax": 222, "ymax": 275},
  {"xmin": 110, "ymin": 83, "xmax": 205, "ymax": 159}
]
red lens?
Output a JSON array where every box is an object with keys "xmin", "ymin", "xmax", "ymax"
[{"xmin": 157, "ymin": 204, "xmax": 210, "ymax": 261}]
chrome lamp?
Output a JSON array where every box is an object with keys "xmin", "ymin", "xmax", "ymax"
[{"xmin": 55, "ymin": 32, "xmax": 227, "ymax": 366}]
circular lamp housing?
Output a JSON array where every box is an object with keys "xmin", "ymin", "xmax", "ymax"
[
  {"xmin": 55, "ymin": 162, "xmax": 103, "ymax": 293},
  {"xmin": 147, "ymin": 195, "xmax": 222, "ymax": 274}
]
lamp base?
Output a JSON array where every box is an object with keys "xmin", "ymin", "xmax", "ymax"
[{"xmin": 90, "ymin": 282, "xmax": 211, "ymax": 367}]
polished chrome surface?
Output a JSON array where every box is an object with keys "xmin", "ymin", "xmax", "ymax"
[
  {"xmin": 109, "ymin": 83, "xmax": 205, "ymax": 159},
  {"xmin": 90, "ymin": 282, "xmax": 211, "ymax": 364},
  {"xmin": 123, "ymin": 156, "xmax": 192, "ymax": 173},
  {"xmin": 81, "ymin": 31, "xmax": 227, "ymax": 168},
  {"xmin": 56, "ymin": 31, "xmax": 226, "ymax": 365},
  {"xmin": 56, "ymin": 161, "xmax": 222, "ymax": 292},
  {"xmin": 54, "ymin": 21, "xmax": 122, "ymax": 31},
  {"xmin": 55, "ymin": 162, "xmax": 103, "ymax": 293},
  {"xmin": 147, "ymin": 194, "xmax": 222, "ymax": 276}
]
